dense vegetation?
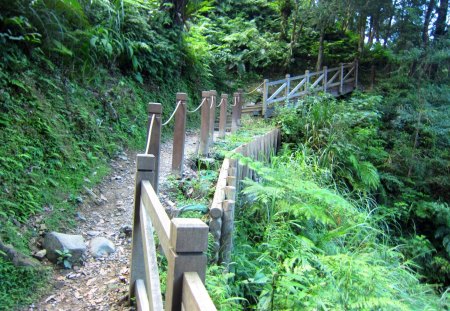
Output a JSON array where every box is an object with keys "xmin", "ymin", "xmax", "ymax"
[{"xmin": 0, "ymin": 0, "xmax": 448, "ymax": 309}]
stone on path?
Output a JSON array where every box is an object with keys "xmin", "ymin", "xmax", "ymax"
[
  {"xmin": 90, "ymin": 237, "xmax": 115, "ymax": 258},
  {"xmin": 44, "ymin": 232, "xmax": 86, "ymax": 263}
]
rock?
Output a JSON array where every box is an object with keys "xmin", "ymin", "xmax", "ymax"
[
  {"xmin": 87, "ymin": 231, "xmax": 101, "ymax": 237},
  {"xmin": 120, "ymin": 225, "xmax": 132, "ymax": 238},
  {"xmin": 90, "ymin": 237, "xmax": 115, "ymax": 258},
  {"xmin": 44, "ymin": 232, "xmax": 86, "ymax": 263},
  {"xmin": 33, "ymin": 249, "xmax": 47, "ymax": 260},
  {"xmin": 76, "ymin": 212, "xmax": 87, "ymax": 222},
  {"xmin": 118, "ymin": 155, "xmax": 128, "ymax": 161}
]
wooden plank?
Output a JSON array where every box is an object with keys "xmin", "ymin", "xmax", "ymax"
[
  {"xmin": 135, "ymin": 279, "xmax": 150, "ymax": 311},
  {"xmin": 267, "ymin": 78, "xmax": 287, "ymax": 86},
  {"xmin": 140, "ymin": 203, "xmax": 164, "ymax": 310},
  {"xmin": 141, "ymin": 180, "xmax": 171, "ymax": 256},
  {"xmin": 288, "ymin": 77, "xmax": 306, "ymax": 98},
  {"xmin": 343, "ymin": 66, "xmax": 355, "ymax": 81},
  {"xmin": 267, "ymin": 82, "xmax": 287, "ymax": 101},
  {"xmin": 311, "ymin": 73, "xmax": 324, "ymax": 88},
  {"xmin": 182, "ymin": 272, "xmax": 217, "ymax": 311}
]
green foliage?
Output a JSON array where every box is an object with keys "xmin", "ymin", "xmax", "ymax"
[
  {"xmin": 275, "ymin": 93, "xmax": 386, "ymax": 194},
  {"xmin": 55, "ymin": 249, "xmax": 73, "ymax": 269},
  {"xmin": 0, "ymin": 257, "xmax": 50, "ymax": 309},
  {"xmin": 227, "ymin": 153, "xmax": 446, "ymax": 310}
]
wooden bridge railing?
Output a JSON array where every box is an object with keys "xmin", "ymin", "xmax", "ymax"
[
  {"xmin": 129, "ymin": 89, "xmax": 247, "ymax": 310},
  {"xmin": 260, "ymin": 61, "xmax": 358, "ymax": 117}
]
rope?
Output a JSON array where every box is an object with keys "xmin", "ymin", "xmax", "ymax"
[
  {"xmin": 162, "ymin": 101, "xmax": 182, "ymax": 126},
  {"xmin": 145, "ymin": 114, "xmax": 155, "ymax": 154},
  {"xmin": 210, "ymin": 96, "xmax": 215, "ymax": 109},
  {"xmin": 244, "ymin": 81, "xmax": 264, "ymax": 95},
  {"xmin": 217, "ymin": 98, "xmax": 224, "ymax": 107},
  {"xmin": 231, "ymin": 96, "xmax": 237, "ymax": 107},
  {"xmin": 188, "ymin": 97, "xmax": 206, "ymax": 113}
]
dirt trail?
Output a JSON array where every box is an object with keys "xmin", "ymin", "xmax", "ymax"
[{"xmin": 32, "ymin": 132, "xmax": 199, "ymax": 311}]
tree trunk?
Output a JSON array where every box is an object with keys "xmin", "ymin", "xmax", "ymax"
[
  {"xmin": 286, "ymin": 0, "xmax": 299, "ymax": 70},
  {"xmin": 422, "ymin": 0, "xmax": 435, "ymax": 46},
  {"xmin": 162, "ymin": 0, "xmax": 188, "ymax": 27},
  {"xmin": 316, "ymin": 28, "xmax": 324, "ymax": 72},
  {"xmin": 383, "ymin": 0, "xmax": 397, "ymax": 47},
  {"xmin": 434, "ymin": 0, "xmax": 448, "ymax": 39},
  {"xmin": 358, "ymin": 14, "xmax": 366, "ymax": 58}
]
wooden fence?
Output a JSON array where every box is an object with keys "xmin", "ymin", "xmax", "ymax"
[
  {"xmin": 209, "ymin": 129, "xmax": 280, "ymax": 265},
  {"xmin": 241, "ymin": 61, "xmax": 358, "ymax": 118},
  {"xmin": 129, "ymin": 89, "xmax": 245, "ymax": 310}
]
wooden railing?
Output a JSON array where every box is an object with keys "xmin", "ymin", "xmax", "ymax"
[
  {"xmin": 129, "ymin": 89, "xmax": 247, "ymax": 310},
  {"xmin": 261, "ymin": 61, "xmax": 358, "ymax": 117},
  {"xmin": 209, "ymin": 129, "xmax": 280, "ymax": 265}
]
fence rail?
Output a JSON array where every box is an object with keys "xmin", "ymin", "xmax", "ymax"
[
  {"xmin": 260, "ymin": 60, "xmax": 358, "ymax": 117},
  {"xmin": 209, "ymin": 129, "xmax": 281, "ymax": 265}
]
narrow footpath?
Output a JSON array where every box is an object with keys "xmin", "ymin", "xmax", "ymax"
[{"xmin": 32, "ymin": 132, "xmax": 199, "ymax": 311}]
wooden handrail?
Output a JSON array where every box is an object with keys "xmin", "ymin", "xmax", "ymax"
[
  {"xmin": 131, "ymin": 94, "xmax": 232, "ymax": 311},
  {"xmin": 182, "ymin": 272, "xmax": 217, "ymax": 311},
  {"xmin": 261, "ymin": 61, "xmax": 358, "ymax": 117}
]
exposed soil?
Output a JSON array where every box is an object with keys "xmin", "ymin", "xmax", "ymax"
[{"xmin": 31, "ymin": 131, "xmax": 199, "ymax": 311}]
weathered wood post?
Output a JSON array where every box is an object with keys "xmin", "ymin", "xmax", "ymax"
[
  {"xmin": 354, "ymin": 59, "xmax": 359, "ymax": 89},
  {"xmin": 305, "ymin": 70, "xmax": 310, "ymax": 94},
  {"xmin": 218, "ymin": 93, "xmax": 228, "ymax": 138},
  {"xmin": 129, "ymin": 156, "xmax": 156, "ymax": 297},
  {"xmin": 199, "ymin": 91, "xmax": 210, "ymax": 156},
  {"xmin": 231, "ymin": 92, "xmax": 239, "ymax": 133},
  {"xmin": 166, "ymin": 218, "xmax": 209, "ymax": 311},
  {"xmin": 339, "ymin": 63, "xmax": 344, "ymax": 94},
  {"xmin": 262, "ymin": 79, "xmax": 268, "ymax": 118},
  {"xmin": 285, "ymin": 74, "xmax": 290, "ymax": 104},
  {"xmin": 172, "ymin": 93, "xmax": 187, "ymax": 177},
  {"xmin": 147, "ymin": 103, "xmax": 162, "ymax": 193},
  {"xmin": 237, "ymin": 89, "xmax": 243, "ymax": 126},
  {"xmin": 209, "ymin": 90, "xmax": 217, "ymax": 143},
  {"xmin": 323, "ymin": 66, "xmax": 328, "ymax": 92}
]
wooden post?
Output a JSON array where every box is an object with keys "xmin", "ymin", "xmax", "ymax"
[
  {"xmin": 231, "ymin": 92, "xmax": 239, "ymax": 133},
  {"xmin": 323, "ymin": 66, "xmax": 328, "ymax": 92},
  {"xmin": 285, "ymin": 74, "xmax": 290, "ymax": 103},
  {"xmin": 218, "ymin": 94, "xmax": 228, "ymax": 138},
  {"xmin": 147, "ymin": 103, "xmax": 162, "ymax": 193},
  {"xmin": 166, "ymin": 218, "xmax": 209, "ymax": 311},
  {"xmin": 172, "ymin": 93, "xmax": 187, "ymax": 177},
  {"xmin": 209, "ymin": 90, "xmax": 217, "ymax": 143},
  {"xmin": 262, "ymin": 79, "xmax": 268, "ymax": 118},
  {"xmin": 354, "ymin": 59, "xmax": 359, "ymax": 89},
  {"xmin": 199, "ymin": 91, "xmax": 210, "ymax": 156},
  {"xmin": 129, "ymin": 154, "xmax": 156, "ymax": 299},
  {"xmin": 339, "ymin": 63, "xmax": 344, "ymax": 94},
  {"xmin": 305, "ymin": 70, "xmax": 310, "ymax": 94},
  {"xmin": 237, "ymin": 89, "xmax": 243, "ymax": 126}
]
